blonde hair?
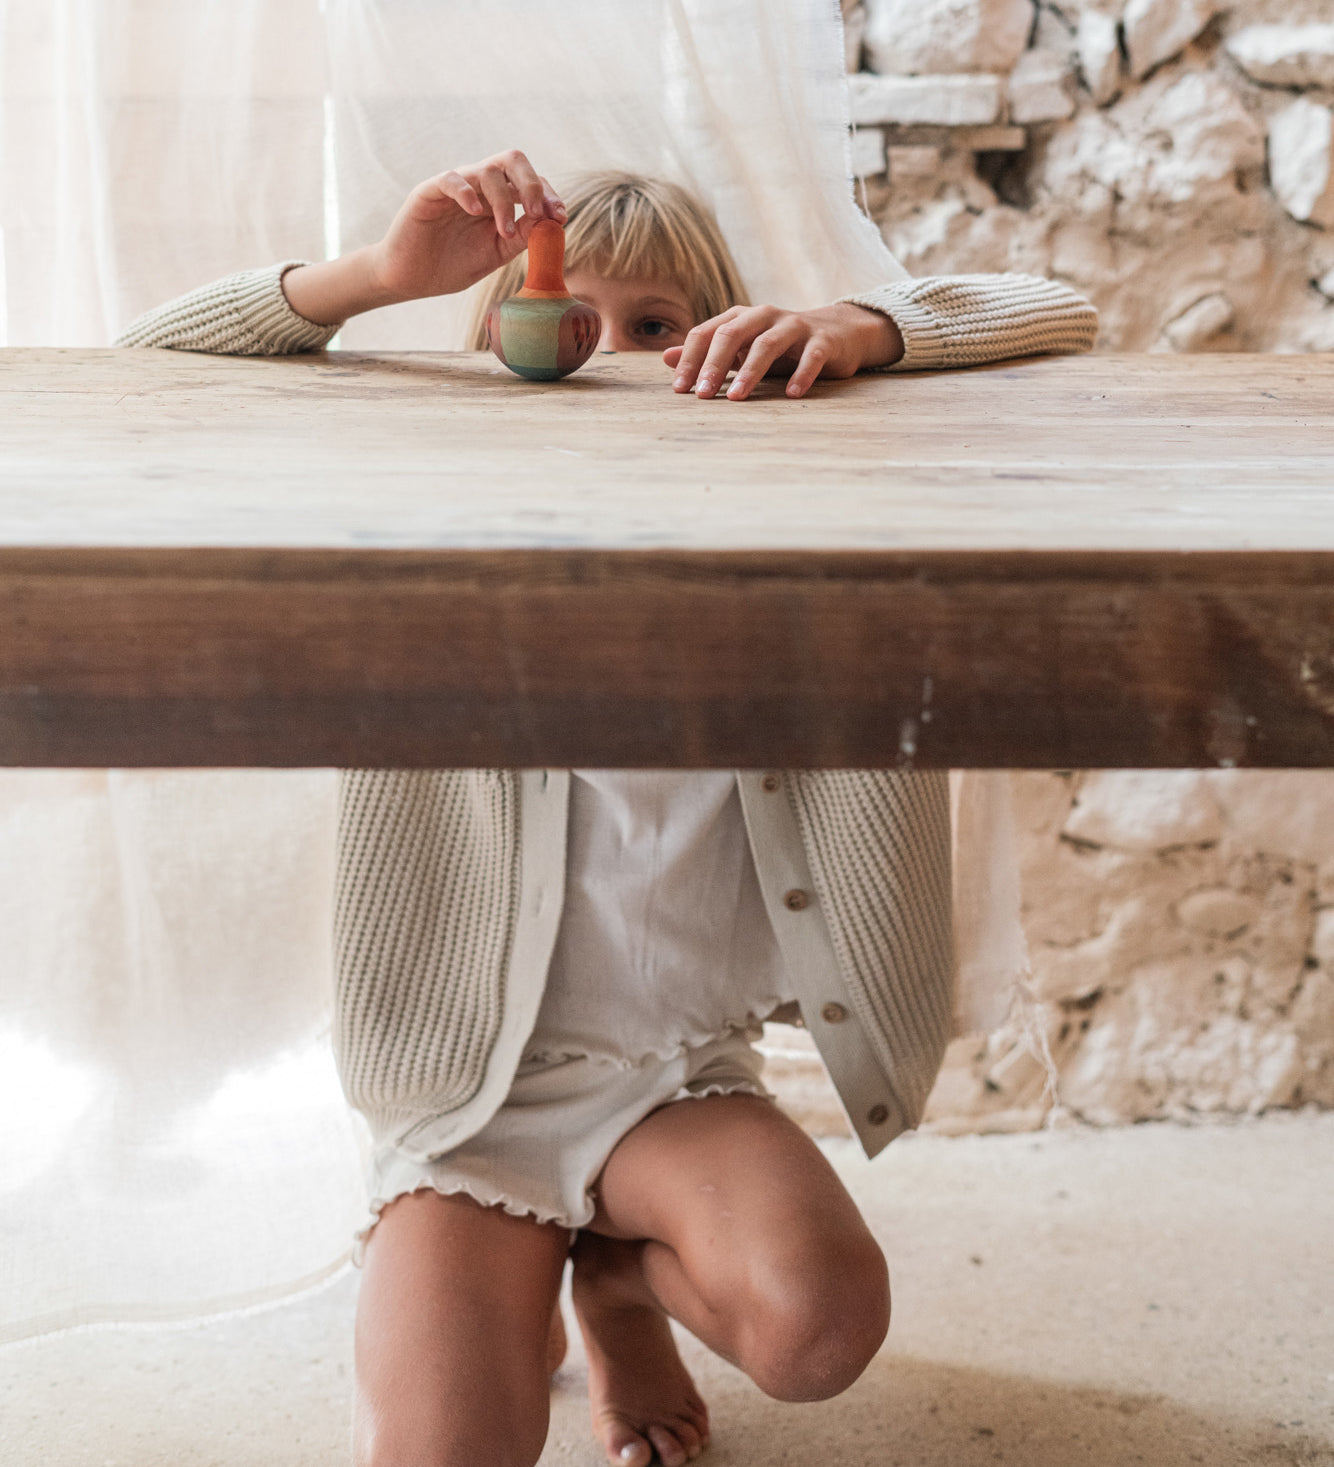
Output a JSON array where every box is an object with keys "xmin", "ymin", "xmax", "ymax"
[{"xmin": 467, "ymin": 171, "xmax": 749, "ymax": 349}]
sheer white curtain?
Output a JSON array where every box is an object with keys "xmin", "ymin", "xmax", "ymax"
[
  {"xmin": 0, "ymin": 0, "xmax": 1015, "ymax": 1342},
  {"xmin": 0, "ymin": 0, "xmax": 361, "ymax": 1342},
  {"xmin": 0, "ymin": 0, "xmax": 328, "ymax": 344},
  {"xmin": 327, "ymin": 0, "xmax": 906, "ymax": 352}
]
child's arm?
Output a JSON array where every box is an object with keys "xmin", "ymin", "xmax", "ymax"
[
  {"xmin": 665, "ymin": 273, "xmax": 1098, "ymax": 401},
  {"xmin": 116, "ymin": 151, "xmax": 564, "ymax": 353}
]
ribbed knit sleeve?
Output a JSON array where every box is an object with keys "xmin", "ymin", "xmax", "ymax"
[
  {"xmin": 843, "ymin": 273, "xmax": 1098, "ymax": 372},
  {"xmin": 114, "ymin": 261, "xmax": 341, "ymax": 354}
]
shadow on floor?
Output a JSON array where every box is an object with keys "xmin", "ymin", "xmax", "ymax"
[{"xmin": 542, "ymin": 1345, "xmax": 1334, "ymax": 1467}]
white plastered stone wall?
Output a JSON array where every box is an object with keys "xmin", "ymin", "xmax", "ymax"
[{"xmin": 845, "ymin": 0, "xmax": 1334, "ymax": 354}]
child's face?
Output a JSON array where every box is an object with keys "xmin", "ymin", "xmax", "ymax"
[{"xmin": 563, "ymin": 271, "xmax": 695, "ymax": 354}]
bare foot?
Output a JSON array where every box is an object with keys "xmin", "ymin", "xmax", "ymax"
[
  {"xmin": 571, "ymin": 1233, "xmax": 710, "ymax": 1467},
  {"xmin": 549, "ymin": 1301, "xmax": 569, "ymax": 1375}
]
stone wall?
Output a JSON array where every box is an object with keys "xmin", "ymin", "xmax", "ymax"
[
  {"xmin": 936, "ymin": 771, "xmax": 1334, "ymax": 1130},
  {"xmin": 845, "ymin": 0, "xmax": 1334, "ymax": 351},
  {"xmin": 761, "ymin": 1, "xmax": 1334, "ymax": 1134},
  {"xmin": 766, "ymin": 769, "xmax": 1334, "ymax": 1136}
]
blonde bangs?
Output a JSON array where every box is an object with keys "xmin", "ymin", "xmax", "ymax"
[{"xmin": 466, "ymin": 171, "xmax": 748, "ymax": 350}]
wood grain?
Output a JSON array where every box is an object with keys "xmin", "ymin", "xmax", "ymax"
[
  {"xmin": 1, "ymin": 350, "xmax": 1332, "ymax": 768},
  {"xmin": 2, "ymin": 547, "xmax": 1332, "ymax": 768},
  {"xmin": 1, "ymin": 350, "xmax": 1331, "ymax": 551}
]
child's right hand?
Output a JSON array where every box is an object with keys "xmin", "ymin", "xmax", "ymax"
[
  {"xmin": 281, "ymin": 150, "xmax": 564, "ymax": 327},
  {"xmin": 368, "ymin": 150, "xmax": 566, "ymax": 303}
]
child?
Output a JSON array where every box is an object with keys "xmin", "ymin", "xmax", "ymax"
[{"xmin": 119, "ymin": 150, "xmax": 1096, "ymax": 1467}]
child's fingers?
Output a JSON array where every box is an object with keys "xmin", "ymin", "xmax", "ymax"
[
  {"xmin": 725, "ymin": 322, "xmax": 807, "ymax": 401},
  {"xmin": 497, "ymin": 149, "xmax": 561, "ymax": 223},
  {"xmin": 691, "ymin": 310, "xmax": 780, "ymax": 398},
  {"xmin": 423, "ymin": 170, "xmax": 487, "ymax": 218},
  {"xmin": 474, "ymin": 161, "xmax": 524, "ymax": 238},
  {"xmin": 671, "ymin": 307, "xmax": 749, "ymax": 392},
  {"xmin": 539, "ymin": 177, "xmax": 568, "ymax": 223},
  {"xmin": 785, "ymin": 335, "xmax": 832, "ymax": 398}
]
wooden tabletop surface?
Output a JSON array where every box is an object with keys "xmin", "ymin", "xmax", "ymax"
[
  {"xmin": 2, "ymin": 348, "xmax": 1332, "ymax": 769},
  {"xmin": 1, "ymin": 349, "xmax": 1331, "ymax": 550}
]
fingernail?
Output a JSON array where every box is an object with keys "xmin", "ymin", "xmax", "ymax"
[{"xmin": 674, "ymin": 375, "xmax": 688, "ymax": 390}]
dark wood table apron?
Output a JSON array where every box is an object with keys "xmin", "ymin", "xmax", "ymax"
[{"xmin": 2, "ymin": 349, "xmax": 1332, "ymax": 769}]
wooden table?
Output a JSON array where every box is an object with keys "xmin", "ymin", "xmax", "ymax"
[{"xmin": 1, "ymin": 348, "xmax": 1331, "ymax": 769}]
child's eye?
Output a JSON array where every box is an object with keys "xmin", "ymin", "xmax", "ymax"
[{"xmin": 636, "ymin": 318, "xmax": 673, "ymax": 338}]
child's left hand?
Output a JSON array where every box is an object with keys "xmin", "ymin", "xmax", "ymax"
[{"xmin": 664, "ymin": 303, "xmax": 903, "ymax": 401}]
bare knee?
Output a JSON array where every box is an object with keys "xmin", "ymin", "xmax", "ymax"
[{"xmin": 739, "ymin": 1234, "xmax": 890, "ymax": 1402}]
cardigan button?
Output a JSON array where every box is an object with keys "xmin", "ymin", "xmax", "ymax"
[
  {"xmin": 821, "ymin": 1002, "xmax": 847, "ymax": 1024},
  {"xmin": 761, "ymin": 772, "xmax": 781, "ymax": 793},
  {"xmin": 783, "ymin": 888, "xmax": 809, "ymax": 911},
  {"xmin": 867, "ymin": 1104, "xmax": 890, "ymax": 1126}
]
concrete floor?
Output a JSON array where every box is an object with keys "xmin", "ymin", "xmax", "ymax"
[{"xmin": 4, "ymin": 1111, "xmax": 1332, "ymax": 1467}]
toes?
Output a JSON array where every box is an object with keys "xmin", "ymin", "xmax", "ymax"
[
  {"xmin": 647, "ymin": 1423, "xmax": 690, "ymax": 1467},
  {"xmin": 670, "ymin": 1417, "xmax": 705, "ymax": 1459},
  {"xmin": 601, "ymin": 1420, "xmax": 652, "ymax": 1467}
]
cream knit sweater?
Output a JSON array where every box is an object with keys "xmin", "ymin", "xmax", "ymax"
[
  {"xmin": 116, "ymin": 261, "xmax": 1095, "ymax": 1160},
  {"xmin": 117, "ymin": 260, "xmax": 1099, "ymax": 368}
]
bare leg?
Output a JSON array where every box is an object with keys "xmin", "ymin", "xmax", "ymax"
[
  {"xmin": 354, "ymin": 1190, "xmax": 570, "ymax": 1467},
  {"xmin": 572, "ymin": 1230, "xmax": 710, "ymax": 1467},
  {"xmin": 572, "ymin": 1094, "xmax": 890, "ymax": 1467},
  {"xmin": 548, "ymin": 1298, "xmax": 569, "ymax": 1375}
]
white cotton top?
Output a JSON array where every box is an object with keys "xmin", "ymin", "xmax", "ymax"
[{"xmin": 526, "ymin": 771, "xmax": 792, "ymax": 1065}]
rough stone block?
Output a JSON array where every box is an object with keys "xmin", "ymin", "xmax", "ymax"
[
  {"xmin": 1159, "ymin": 290, "xmax": 1234, "ymax": 350},
  {"xmin": 1269, "ymin": 97, "xmax": 1334, "ymax": 230},
  {"xmin": 1176, "ymin": 886, "xmax": 1262, "ymax": 939},
  {"xmin": 864, "ymin": 0, "xmax": 1035, "ymax": 76},
  {"xmin": 1123, "ymin": 0, "xmax": 1217, "ymax": 79},
  {"xmin": 1056, "ymin": 960, "xmax": 1309, "ymax": 1121},
  {"xmin": 1009, "ymin": 48, "xmax": 1077, "ymax": 122},
  {"xmin": 1050, "ymin": 219, "xmax": 1117, "ymax": 283},
  {"xmin": 850, "ymin": 125, "xmax": 888, "ymax": 178},
  {"xmin": 1036, "ymin": 70, "xmax": 1264, "ymax": 217},
  {"xmin": 1225, "ymin": 23, "xmax": 1334, "ymax": 91},
  {"xmin": 1208, "ymin": 771, "xmax": 1334, "ymax": 870},
  {"xmin": 883, "ymin": 124, "xmax": 1027, "ymax": 149},
  {"xmin": 1077, "ymin": 9, "xmax": 1123, "ymax": 104},
  {"xmin": 1064, "ymin": 771, "xmax": 1225, "ymax": 851},
  {"xmin": 849, "ymin": 71, "xmax": 1004, "ymax": 126},
  {"xmin": 887, "ymin": 144, "xmax": 944, "ymax": 180}
]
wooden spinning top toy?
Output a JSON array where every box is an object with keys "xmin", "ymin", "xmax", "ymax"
[{"xmin": 485, "ymin": 219, "xmax": 601, "ymax": 381}]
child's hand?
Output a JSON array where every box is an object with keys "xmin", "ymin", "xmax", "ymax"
[
  {"xmin": 281, "ymin": 150, "xmax": 564, "ymax": 327},
  {"xmin": 663, "ymin": 302, "xmax": 904, "ymax": 401},
  {"xmin": 369, "ymin": 151, "xmax": 566, "ymax": 302}
]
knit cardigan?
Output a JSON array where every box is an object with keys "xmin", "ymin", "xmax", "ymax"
[{"xmin": 116, "ymin": 261, "xmax": 1097, "ymax": 1159}]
